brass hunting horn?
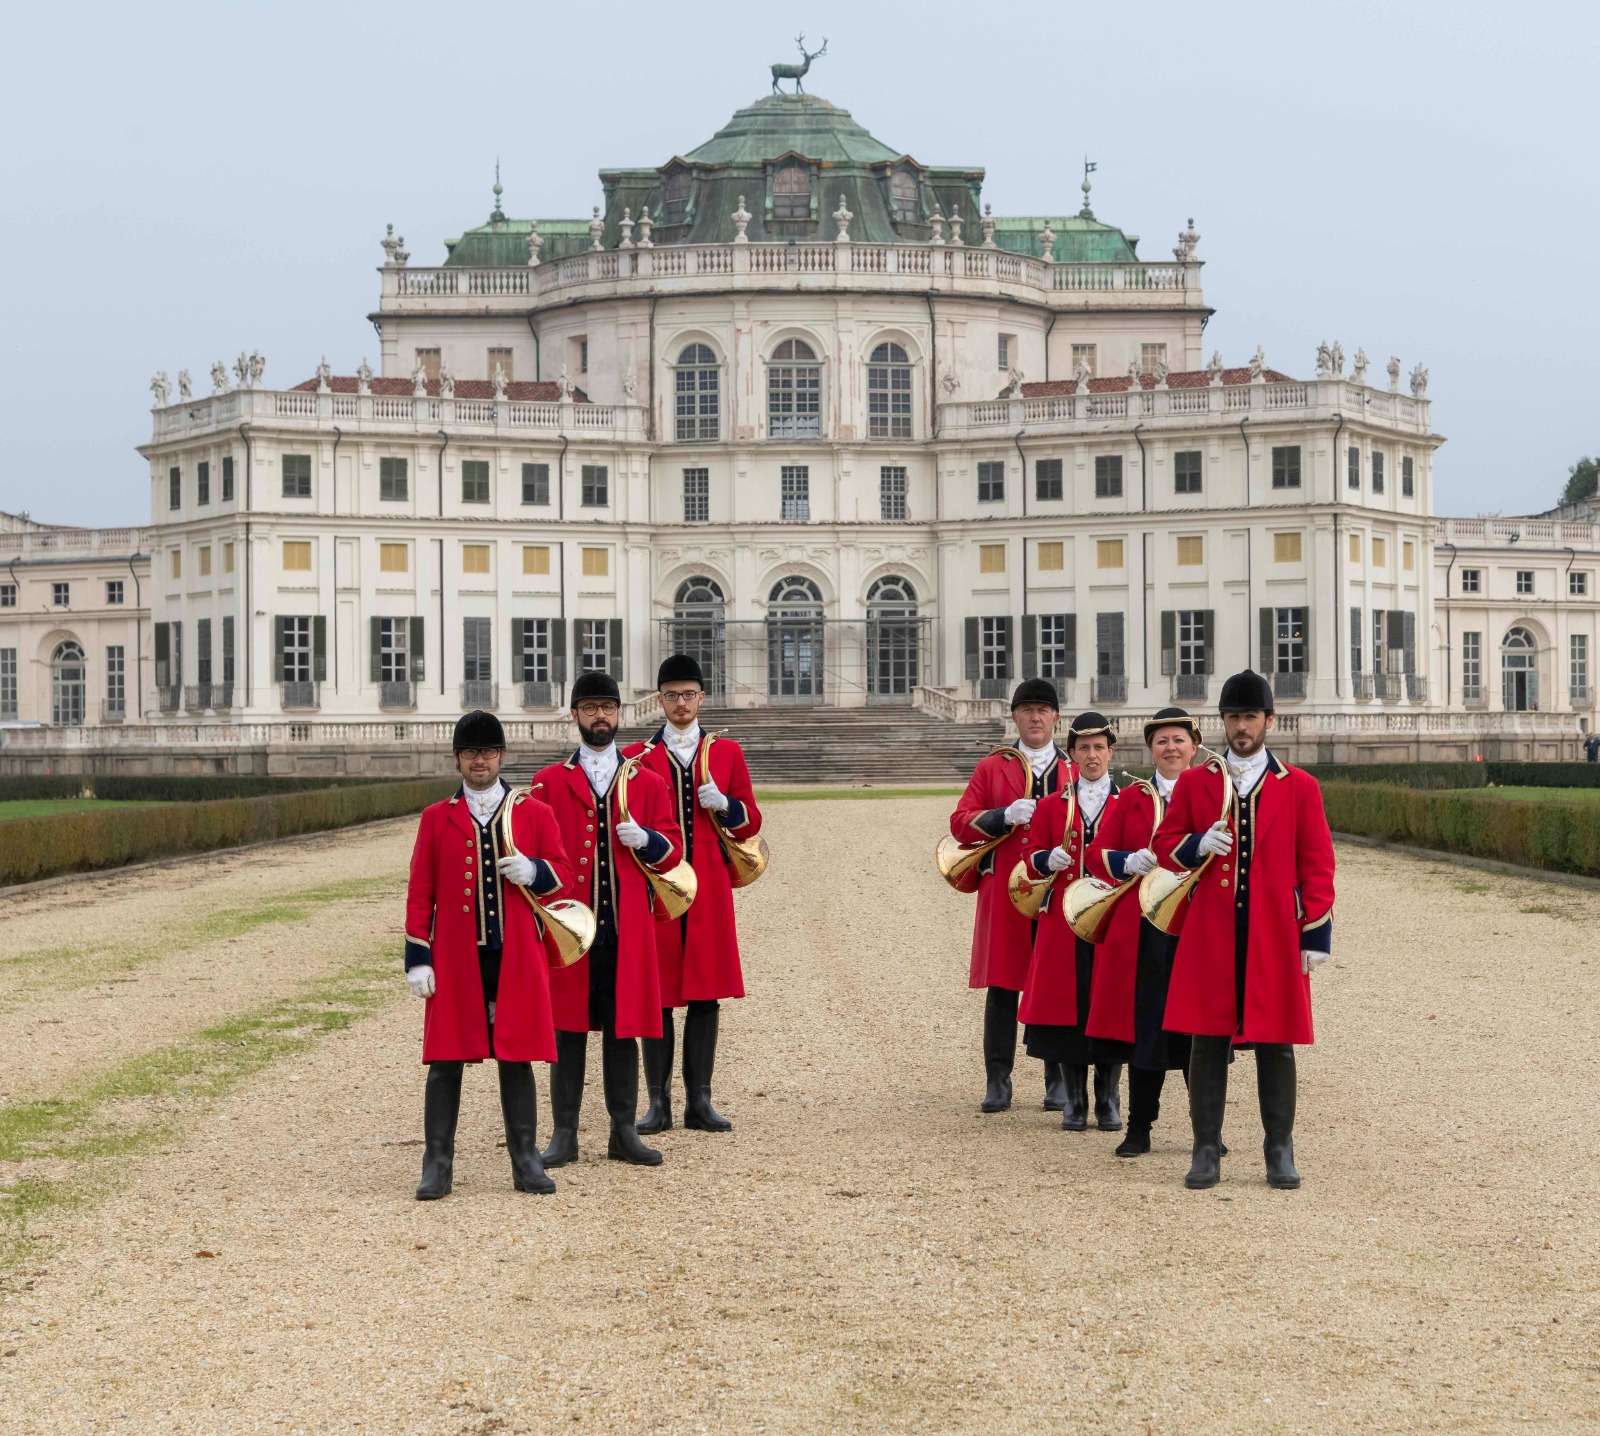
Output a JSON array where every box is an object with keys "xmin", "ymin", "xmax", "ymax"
[
  {"xmin": 936, "ymin": 747, "xmax": 1032, "ymax": 894},
  {"xmin": 700, "ymin": 732, "xmax": 769, "ymax": 887},
  {"xmin": 495, "ymin": 788, "xmax": 597, "ymax": 967},
  {"xmin": 1138, "ymin": 746, "xmax": 1236, "ymax": 934},
  {"xmin": 617, "ymin": 756, "xmax": 698, "ymax": 920},
  {"xmin": 1059, "ymin": 771, "xmax": 1163, "ymax": 943},
  {"xmin": 1007, "ymin": 780, "xmax": 1076, "ymax": 919}
]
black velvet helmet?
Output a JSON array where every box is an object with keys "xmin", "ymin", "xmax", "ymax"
[
  {"xmin": 1143, "ymin": 705, "xmax": 1202, "ymax": 747},
  {"xmin": 1219, "ymin": 670, "xmax": 1275, "ymax": 715},
  {"xmin": 569, "ymin": 671, "xmax": 621, "ymax": 707},
  {"xmin": 453, "ymin": 709, "xmax": 506, "ymax": 753},
  {"xmin": 1009, "ymin": 678, "xmax": 1060, "ymax": 711},
  {"xmin": 1067, "ymin": 710, "xmax": 1115, "ymax": 748},
  {"xmin": 656, "ymin": 653, "xmax": 705, "ymax": 689}
]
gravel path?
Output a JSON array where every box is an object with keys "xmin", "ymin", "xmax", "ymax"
[{"xmin": 2, "ymin": 799, "xmax": 1597, "ymax": 1433}]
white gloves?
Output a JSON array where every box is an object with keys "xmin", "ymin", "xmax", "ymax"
[
  {"xmin": 406, "ymin": 965, "xmax": 435, "ymax": 999},
  {"xmin": 496, "ymin": 853, "xmax": 535, "ymax": 887},
  {"xmin": 1045, "ymin": 846, "xmax": 1073, "ymax": 873},
  {"xmin": 1196, "ymin": 822, "xmax": 1234, "ymax": 858},
  {"xmin": 1302, "ymin": 950, "xmax": 1331, "ymax": 975},
  {"xmin": 697, "ymin": 781, "xmax": 729, "ymax": 813},
  {"xmin": 615, "ymin": 818, "xmax": 650, "ymax": 850},
  {"xmin": 1003, "ymin": 798, "xmax": 1038, "ymax": 827},
  {"xmin": 1124, "ymin": 847, "xmax": 1158, "ymax": 876}
]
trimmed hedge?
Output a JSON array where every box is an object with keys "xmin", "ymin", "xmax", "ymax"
[
  {"xmin": 1300, "ymin": 763, "xmax": 1487, "ymax": 791},
  {"xmin": 0, "ymin": 775, "xmax": 88, "ymax": 801},
  {"xmin": 1484, "ymin": 762, "xmax": 1600, "ymax": 789},
  {"xmin": 0, "ymin": 778, "xmax": 455, "ymax": 886},
  {"xmin": 1322, "ymin": 781, "xmax": 1600, "ymax": 878},
  {"xmin": 0, "ymin": 773, "xmax": 378, "ymax": 804}
]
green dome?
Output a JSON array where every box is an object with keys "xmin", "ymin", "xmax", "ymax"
[{"xmin": 683, "ymin": 93, "xmax": 902, "ymax": 167}]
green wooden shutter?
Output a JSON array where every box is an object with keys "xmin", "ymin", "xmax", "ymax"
[
  {"xmin": 312, "ymin": 616, "xmax": 327, "ymax": 682},
  {"xmin": 1300, "ymin": 609, "xmax": 1312, "ymax": 677},
  {"xmin": 1000, "ymin": 616, "xmax": 1014, "ymax": 680},
  {"xmin": 1064, "ymin": 613, "xmax": 1078, "ymax": 679},
  {"xmin": 1401, "ymin": 611, "xmax": 1416, "ymax": 674},
  {"xmin": 608, "ymin": 618, "xmax": 624, "ymax": 682},
  {"xmin": 1160, "ymin": 610, "xmax": 1176, "ymax": 676},
  {"xmin": 1259, "ymin": 608, "xmax": 1275, "ymax": 674},
  {"xmin": 369, "ymin": 618, "xmax": 382, "ymax": 682},
  {"xmin": 1202, "ymin": 610, "xmax": 1215, "ymax": 675},
  {"xmin": 552, "ymin": 620, "xmax": 567, "ymax": 686},
  {"xmin": 272, "ymin": 618, "xmax": 285, "ymax": 683},
  {"xmin": 511, "ymin": 620, "xmax": 527, "ymax": 682},
  {"xmin": 1021, "ymin": 615, "xmax": 1037, "ymax": 678},
  {"xmin": 409, "ymin": 617, "xmax": 426, "ymax": 682},
  {"xmin": 963, "ymin": 617, "xmax": 979, "ymax": 680}
]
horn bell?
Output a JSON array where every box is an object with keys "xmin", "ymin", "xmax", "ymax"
[
  {"xmin": 1061, "ymin": 874, "xmax": 1134, "ymax": 943},
  {"xmin": 1007, "ymin": 857, "xmax": 1054, "ymax": 917},
  {"xmin": 1138, "ymin": 864, "xmax": 1201, "ymax": 934}
]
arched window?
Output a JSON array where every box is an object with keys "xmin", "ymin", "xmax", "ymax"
[
  {"xmin": 675, "ymin": 575, "xmax": 725, "ymax": 610},
  {"xmin": 674, "ymin": 343, "xmax": 720, "ymax": 442},
  {"xmin": 771, "ymin": 163, "xmax": 811, "ymax": 221},
  {"xmin": 670, "ymin": 575, "xmax": 726, "ymax": 698},
  {"xmin": 1502, "ymin": 625, "xmax": 1539, "ymax": 711},
  {"xmin": 889, "ymin": 169, "xmax": 920, "ymax": 224},
  {"xmin": 768, "ymin": 339, "xmax": 821, "ymax": 439},
  {"xmin": 868, "ymin": 342, "xmax": 912, "ymax": 439},
  {"xmin": 867, "ymin": 577, "xmax": 920, "ymax": 697},
  {"xmin": 51, "ymin": 640, "xmax": 85, "ymax": 725},
  {"xmin": 767, "ymin": 576, "xmax": 824, "ymax": 701}
]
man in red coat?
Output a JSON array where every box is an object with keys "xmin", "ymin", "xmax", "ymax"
[
  {"xmin": 1152, "ymin": 671, "xmax": 1335, "ymax": 1191},
  {"xmin": 1018, "ymin": 710, "xmax": 1123, "ymax": 1131},
  {"xmin": 404, "ymin": 710, "xmax": 575, "ymax": 1199},
  {"xmin": 624, "ymin": 654, "xmax": 762, "ymax": 1135},
  {"xmin": 950, "ymin": 678, "xmax": 1069, "ymax": 1113},
  {"xmin": 533, "ymin": 671, "xmax": 685, "ymax": 1169}
]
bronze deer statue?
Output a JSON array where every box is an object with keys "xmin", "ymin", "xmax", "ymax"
[{"xmin": 771, "ymin": 35, "xmax": 827, "ymax": 94}]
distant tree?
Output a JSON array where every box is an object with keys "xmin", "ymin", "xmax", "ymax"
[{"xmin": 1561, "ymin": 456, "xmax": 1599, "ymax": 507}]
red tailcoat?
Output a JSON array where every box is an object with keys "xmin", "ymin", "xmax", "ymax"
[
  {"xmin": 404, "ymin": 789, "xmax": 574, "ymax": 1063},
  {"xmin": 531, "ymin": 755, "xmax": 684, "ymax": 1039},
  {"xmin": 1082, "ymin": 782, "xmax": 1162, "ymax": 1044},
  {"xmin": 951, "ymin": 748, "xmax": 1068, "ymax": 991},
  {"xmin": 1152, "ymin": 753, "xmax": 1335, "ymax": 1044},
  {"xmin": 1018, "ymin": 782, "xmax": 1107, "ymax": 1027},
  {"xmin": 622, "ymin": 730, "xmax": 762, "ymax": 1006}
]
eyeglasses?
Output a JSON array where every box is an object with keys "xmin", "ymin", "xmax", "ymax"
[
  {"xmin": 659, "ymin": 689, "xmax": 703, "ymax": 703},
  {"xmin": 459, "ymin": 747, "xmax": 502, "ymax": 761},
  {"xmin": 575, "ymin": 701, "xmax": 620, "ymax": 718}
]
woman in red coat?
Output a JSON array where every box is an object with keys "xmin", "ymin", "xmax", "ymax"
[
  {"xmin": 1152, "ymin": 672, "xmax": 1335, "ymax": 1192},
  {"xmin": 532, "ymin": 672, "xmax": 685, "ymax": 1170},
  {"xmin": 403, "ymin": 710, "xmax": 575, "ymax": 1199},
  {"xmin": 624, "ymin": 655, "xmax": 763, "ymax": 1135}
]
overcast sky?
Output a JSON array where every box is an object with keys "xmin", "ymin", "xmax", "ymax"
[{"xmin": 1, "ymin": 0, "xmax": 1592, "ymax": 526}]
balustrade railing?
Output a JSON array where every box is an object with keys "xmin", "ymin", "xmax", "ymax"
[
  {"xmin": 281, "ymin": 681, "xmax": 319, "ymax": 711},
  {"xmin": 460, "ymin": 681, "xmax": 497, "ymax": 709},
  {"xmin": 1274, "ymin": 672, "xmax": 1308, "ymax": 701},
  {"xmin": 379, "ymin": 681, "xmax": 416, "ymax": 711},
  {"xmin": 1173, "ymin": 673, "xmax": 1209, "ymax": 702}
]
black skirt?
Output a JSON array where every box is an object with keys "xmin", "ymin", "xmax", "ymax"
[
  {"xmin": 1024, "ymin": 939, "xmax": 1094, "ymax": 1066},
  {"xmin": 1089, "ymin": 921, "xmax": 1192, "ymax": 1071}
]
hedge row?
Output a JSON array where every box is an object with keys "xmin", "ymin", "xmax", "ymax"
[
  {"xmin": 1483, "ymin": 762, "xmax": 1600, "ymax": 789},
  {"xmin": 1300, "ymin": 763, "xmax": 1487, "ymax": 790},
  {"xmin": 0, "ymin": 773, "xmax": 384, "ymax": 804},
  {"xmin": 1322, "ymin": 781, "xmax": 1600, "ymax": 877},
  {"xmin": 0, "ymin": 778, "xmax": 454, "ymax": 886}
]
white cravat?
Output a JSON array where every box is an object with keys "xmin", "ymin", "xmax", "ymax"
[
  {"xmin": 1019, "ymin": 739, "xmax": 1058, "ymax": 778},
  {"xmin": 1154, "ymin": 772, "xmax": 1177, "ymax": 800},
  {"xmin": 578, "ymin": 742, "xmax": 620, "ymax": 795},
  {"xmin": 1227, "ymin": 748, "xmax": 1270, "ymax": 799},
  {"xmin": 462, "ymin": 778, "xmax": 505, "ymax": 829},
  {"xmin": 664, "ymin": 720, "xmax": 701, "ymax": 771},
  {"xmin": 1077, "ymin": 774, "xmax": 1112, "ymax": 824}
]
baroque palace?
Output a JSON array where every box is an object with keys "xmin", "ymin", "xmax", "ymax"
[{"xmin": 2, "ymin": 83, "xmax": 1596, "ymax": 771}]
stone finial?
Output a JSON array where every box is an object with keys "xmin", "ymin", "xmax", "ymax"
[
  {"xmin": 393, "ymin": 235, "xmax": 409, "ymax": 266},
  {"xmin": 1174, "ymin": 216, "xmax": 1200, "ymax": 261},
  {"xmin": 1080, "ymin": 158, "xmax": 1097, "ymax": 219},
  {"xmin": 526, "ymin": 221, "xmax": 543, "ymax": 267},
  {"xmin": 412, "ymin": 359, "xmax": 428, "ymax": 397},
  {"xmin": 210, "ymin": 360, "xmax": 230, "ymax": 395},
  {"xmin": 929, "ymin": 206, "xmax": 945, "ymax": 246},
  {"xmin": 732, "ymin": 194, "xmax": 752, "ymax": 243},
  {"xmin": 177, "ymin": 369, "xmax": 192, "ymax": 401},
  {"xmin": 981, "ymin": 202, "xmax": 997, "ymax": 248},
  {"xmin": 1387, "ymin": 355, "xmax": 1402, "ymax": 390},
  {"xmin": 589, "ymin": 206, "xmax": 605, "ymax": 251},
  {"xmin": 315, "ymin": 357, "xmax": 332, "ymax": 394},
  {"xmin": 492, "ymin": 363, "xmax": 507, "ymax": 400},
  {"xmin": 618, "ymin": 207, "xmax": 634, "ymax": 250},
  {"xmin": 381, "ymin": 224, "xmax": 400, "ymax": 265},
  {"xmin": 490, "ymin": 161, "xmax": 505, "ymax": 223},
  {"xmin": 1039, "ymin": 220, "xmax": 1055, "ymax": 263},
  {"xmin": 637, "ymin": 206, "xmax": 653, "ymax": 248},
  {"xmin": 1351, "ymin": 347, "xmax": 1369, "ymax": 385},
  {"xmin": 1409, "ymin": 362, "xmax": 1429, "ymax": 397},
  {"xmin": 438, "ymin": 364, "xmax": 455, "ymax": 400},
  {"xmin": 357, "ymin": 358, "xmax": 373, "ymax": 396},
  {"xmin": 833, "ymin": 194, "xmax": 853, "ymax": 242},
  {"xmin": 149, "ymin": 371, "xmax": 170, "ymax": 408},
  {"xmin": 1207, "ymin": 350, "xmax": 1224, "ymax": 385},
  {"xmin": 949, "ymin": 208, "xmax": 964, "ymax": 246}
]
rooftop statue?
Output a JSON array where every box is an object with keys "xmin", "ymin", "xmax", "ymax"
[
  {"xmin": 149, "ymin": 371, "xmax": 170, "ymax": 408},
  {"xmin": 1351, "ymin": 348, "xmax": 1369, "ymax": 384},
  {"xmin": 210, "ymin": 360, "xmax": 230, "ymax": 395},
  {"xmin": 177, "ymin": 369, "xmax": 192, "ymax": 401},
  {"xmin": 771, "ymin": 34, "xmax": 827, "ymax": 95}
]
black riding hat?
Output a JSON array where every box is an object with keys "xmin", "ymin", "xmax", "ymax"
[
  {"xmin": 569, "ymin": 671, "xmax": 621, "ymax": 707},
  {"xmin": 453, "ymin": 709, "xmax": 506, "ymax": 753},
  {"xmin": 1009, "ymin": 678, "xmax": 1060, "ymax": 711},
  {"xmin": 1218, "ymin": 670, "xmax": 1275, "ymax": 715}
]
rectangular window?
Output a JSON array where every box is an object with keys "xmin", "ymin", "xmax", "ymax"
[
  {"xmin": 768, "ymin": 359, "xmax": 821, "ymax": 438},
  {"xmin": 1516, "ymin": 570, "xmax": 1534, "ymax": 596},
  {"xmin": 377, "ymin": 617, "xmax": 409, "ymax": 683},
  {"xmin": 977, "ymin": 460, "xmax": 1006, "ymax": 503},
  {"xmin": 0, "ymin": 583, "xmax": 14, "ymax": 607},
  {"xmin": 196, "ymin": 618, "xmax": 213, "ymax": 686},
  {"xmin": 462, "ymin": 544, "xmax": 491, "ymax": 575},
  {"xmin": 1570, "ymin": 571, "xmax": 1589, "ymax": 597},
  {"xmin": 378, "ymin": 542, "xmax": 407, "ymax": 574},
  {"xmin": 1140, "ymin": 343, "xmax": 1167, "ymax": 375},
  {"xmin": 780, "ymin": 465, "xmax": 810, "ymax": 522},
  {"xmin": 580, "ymin": 464, "xmax": 608, "ymax": 507},
  {"xmin": 1271, "ymin": 446, "xmax": 1301, "ymax": 489},
  {"xmin": 979, "ymin": 617, "xmax": 1011, "ymax": 681},
  {"xmin": 1094, "ymin": 455, "xmax": 1123, "ymax": 498},
  {"xmin": 197, "ymin": 461, "xmax": 210, "ymax": 506},
  {"xmin": 1176, "ymin": 535, "xmax": 1204, "ymax": 566},
  {"xmin": 867, "ymin": 359, "xmax": 912, "ymax": 439},
  {"xmin": 1403, "ymin": 540, "xmax": 1416, "ymax": 572},
  {"xmin": 170, "ymin": 549, "xmax": 182, "ymax": 580},
  {"xmin": 106, "ymin": 580, "xmax": 124, "ymax": 605},
  {"xmin": 53, "ymin": 582, "xmax": 70, "ymax": 606},
  {"xmin": 1349, "ymin": 533, "xmax": 1362, "ymax": 564},
  {"xmin": 880, "ymin": 466, "xmax": 908, "ymax": 521},
  {"xmin": 1037, "ymin": 540, "xmax": 1064, "ymax": 572},
  {"xmin": 414, "ymin": 348, "xmax": 441, "ymax": 381},
  {"xmin": 222, "ymin": 455, "xmax": 235, "ymax": 502},
  {"xmin": 223, "ymin": 542, "xmax": 235, "ymax": 574},
  {"xmin": 1461, "ymin": 568, "xmax": 1480, "ymax": 593},
  {"xmin": 0, "ymin": 648, "xmax": 15, "ymax": 718},
  {"xmin": 1096, "ymin": 538, "xmax": 1123, "ymax": 570},
  {"xmin": 577, "ymin": 618, "xmax": 609, "ymax": 671},
  {"xmin": 581, "ymin": 547, "xmax": 609, "ymax": 577},
  {"xmin": 1372, "ymin": 536, "xmax": 1388, "ymax": 568},
  {"xmin": 1037, "ymin": 614, "xmax": 1074, "ymax": 680},
  {"xmin": 1462, "ymin": 630, "xmax": 1482, "ymax": 699},
  {"xmin": 1372, "ymin": 451, "xmax": 1385, "ymax": 494},
  {"xmin": 683, "ymin": 467, "xmax": 710, "ymax": 523},
  {"xmin": 517, "ymin": 618, "xmax": 552, "ymax": 683},
  {"xmin": 978, "ymin": 543, "xmax": 1006, "ymax": 575},
  {"xmin": 486, "ymin": 347, "xmax": 514, "ymax": 383},
  {"xmin": 223, "ymin": 616, "xmax": 235, "ymax": 683},
  {"xmin": 1177, "ymin": 610, "xmax": 1210, "ymax": 676},
  {"xmin": 463, "ymin": 616, "xmax": 492, "ymax": 683},
  {"xmin": 997, "ymin": 334, "xmax": 1011, "ymax": 371},
  {"xmin": 675, "ymin": 355, "xmax": 720, "ymax": 441},
  {"xmin": 1174, "ymin": 450, "xmax": 1202, "ymax": 495},
  {"xmin": 282, "ymin": 541, "xmax": 313, "ymax": 572},
  {"xmin": 106, "ymin": 645, "xmax": 125, "ymax": 715},
  {"xmin": 771, "ymin": 164, "xmax": 811, "ymax": 220},
  {"xmin": 198, "ymin": 545, "xmax": 212, "ymax": 577},
  {"xmin": 1070, "ymin": 343, "xmax": 1096, "ymax": 378},
  {"xmin": 1351, "ymin": 606, "xmax": 1363, "ymax": 681},
  {"xmin": 1035, "ymin": 458, "xmax": 1063, "ymax": 501},
  {"xmin": 1273, "ymin": 531, "xmax": 1303, "ymax": 563},
  {"xmin": 1402, "ymin": 456, "xmax": 1415, "ymax": 498},
  {"xmin": 380, "ymin": 457, "xmax": 408, "ymax": 501},
  {"xmin": 577, "ymin": 337, "xmax": 589, "ymax": 374},
  {"xmin": 1274, "ymin": 607, "xmax": 1308, "ymax": 673},
  {"xmin": 1347, "ymin": 446, "xmax": 1360, "ymax": 491},
  {"xmin": 461, "ymin": 460, "xmax": 490, "ymax": 504},
  {"xmin": 282, "ymin": 453, "xmax": 312, "ymax": 499},
  {"xmin": 522, "ymin": 545, "xmax": 551, "ymax": 576},
  {"xmin": 282, "ymin": 615, "xmax": 313, "ymax": 684},
  {"xmin": 521, "ymin": 462, "xmax": 550, "ymax": 505},
  {"xmin": 1096, "ymin": 612, "xmax": 1125, "ymax": 678},
  {"xmin": 1572, "ymin": 634, "xmax": 1589, "ymax": 699},
  {"xmin": 168, "ymin": 467, "xmax": 181, "ymax": 510}
]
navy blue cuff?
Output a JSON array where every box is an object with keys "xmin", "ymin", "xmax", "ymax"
[
  {"xmin": 973, "ymin": 808, "xmax": 1009, "ymax": 838},
  {"xmin": 1174, "ymin": 833, "xmax": 1207, "ymax": 869},
  {"xmin": 1106, "ymin": 850, "xmax": 1130, "ymax": 882},
  {"xmin": 639, "ymin": 829, "xmax": 672, "ymax": 866},
  {"xmin": 530, "ymin": 859, "xmax": 561, "ymax": 896},
  {"xmin": 1301, "ymin": 917, "xmax": 1332, "ymax": 955},
  {"xmin": 722, "ymin": 797, "xmax": 747, "ymax": 829},
  {"xmin": 1028, "ymin": 849, "xmax": 1054, "ymax": 878},
  {"xmin": 404, "ymin": 939, "xmax": 432, "ymax": 971}
]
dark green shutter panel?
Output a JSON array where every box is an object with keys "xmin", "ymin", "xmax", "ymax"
[
  {"xmin": 1301, "ymin": 610, "xmax": 1312, "ymax": 676},
  {"xmin": 1021, "ymin": 615, "xmax": 1037, "ymax": 678},
  {"xmin": 963, "ymin": 618, "xmax": 979, "ymax": 680},
  {"xmin": 511, "ymin": 620, "xmax": 527, "ymax": 682},
  {"xmin": 312, "ymin": 616, "xmax": 327, "ymax": 682},
  {"xmin": 1259, "ymin": 608, "xmax": 1275, "ymax": 673},
  {"xmin": 272, "ymin": 618, "xmax": 285, "ymax": 683},
  {"xmin": 410, "ymin": 617, "xmax": 426, "ymax": 682},
  {"xmin": 155, "ymin": 623, "xmax": 170, "ymax": 686},
  {"xmin": 1160, "ymin": 611, "xmax": 1176, "ymax": 676},
  {"xmin": 552, "ymin": 620, "xmax": 567, "ymax": 685},
  {"xmin": 1401, "ymin": 612, "xmax": 1416, "ymax": 674},
  {"xmin": 1001, "ymin": 616, "xmax": 1014, "ymax": 680},
  {"xmin": 608, "ymin": 618, "xmax": 624, "ymax": 682},
  {"xmin": 369, "ymin": 618, "xmax": 382, "ymax": 682},
  {"xmin": 1202, "ymin": 610, "xmax": 1215, "ymax": 675},
  {"xmin": 1064, "ymin": 614, "xmax": 1077, "ymax": 679}
]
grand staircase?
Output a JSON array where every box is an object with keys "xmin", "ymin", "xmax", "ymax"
[{"xmin": 501, "ymin": 704, "xmax": 1004, "ymax": 786}]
